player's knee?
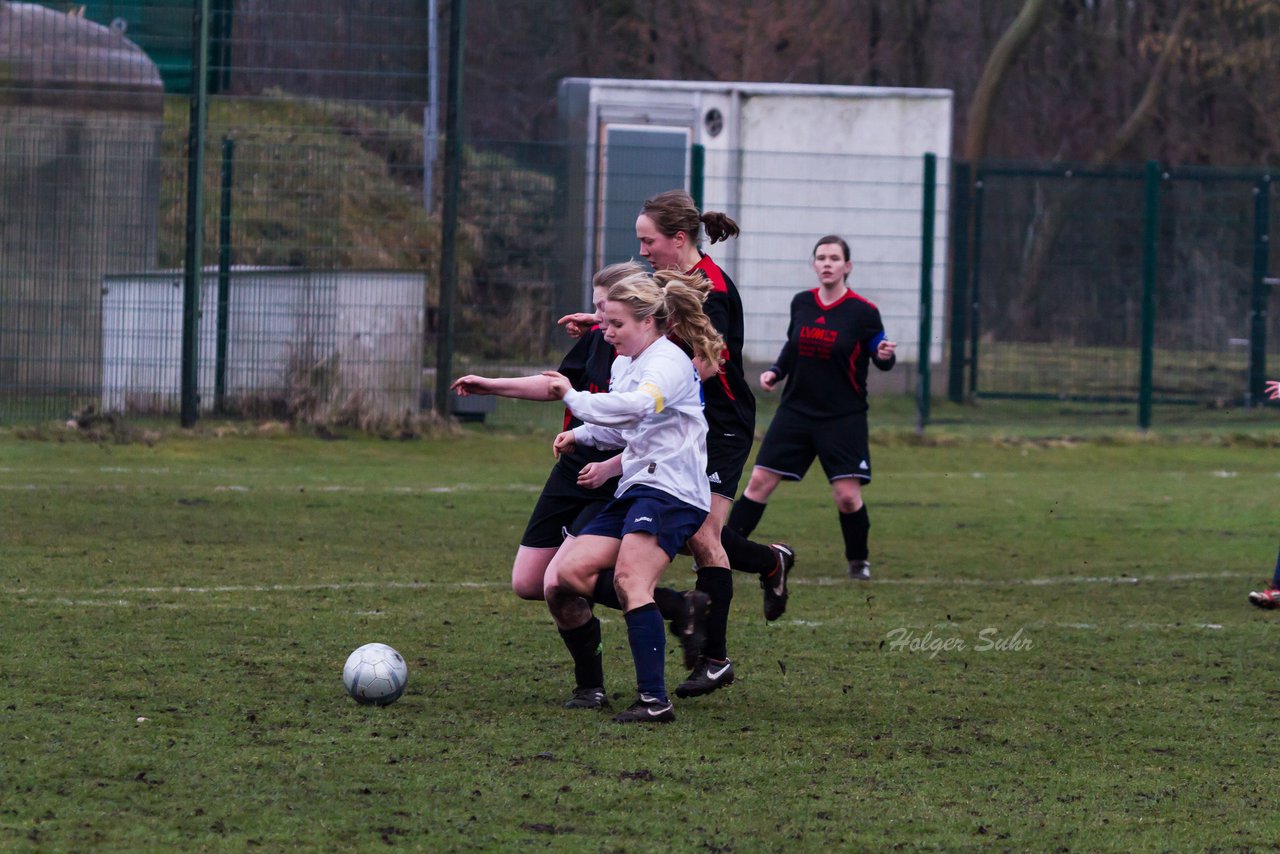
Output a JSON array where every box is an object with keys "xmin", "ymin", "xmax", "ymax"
[
  {"xmin": 512, "ymin": 575, "xmax": 544, "ymax": 601},
  {"xmin": 835, "ymin": 491, "xmax": 863, "ymax": 514}
]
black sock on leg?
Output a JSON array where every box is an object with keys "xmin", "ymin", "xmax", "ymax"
[
  {"xmin": 592, "ymin": 570, "xmax": 623, "ymax": 611},
  {"xmin": 654, "ymin": 587, "xmax": 685, "ymax": 622},
  {"xmin": 839, "ymin": 505, "xmax": 870, "ymax": 561},
  {"xmin": 721, "ymin": 525, "xmax": 780, "ymax": 576},
  {"xmin": 694, "ymin": 566, "xmax": 733, "ymax": 661},
  {"xmin": 728, "ymin": 496, "xmax": 767, "ymax": 537},
  {"xmin": 558, "ymin": 616, "xmax": 603, "ymax": 690}
]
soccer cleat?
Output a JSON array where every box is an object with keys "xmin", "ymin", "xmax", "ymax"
[
  {"xmin": 848, "ymin": 559, "xmax": 872, "ymax": 581},
  {"xmin": 671, "ymin": 590, "xmax": 711, "ymax": 669},
  {"xmin": 1248, "ymin": 587, "xmax": 1280, "ymax": 609},
  {"xmin": 675, "ymin": 657, "xmax": 735, "ymax": 698},
  {"xmin": 612, "ymin": 693, "xmax": 675, "ymax": 723},
  {"xmin": 562, "ymin": 687, "xmax": 608, "ymax": 709},
  {"xmin": 761, "ymin": 543, "xmax": 795, "ymax": 621}
]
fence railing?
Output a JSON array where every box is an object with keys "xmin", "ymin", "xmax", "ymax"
[{"xmin": 3, "ymin": 2, "xmax": 1277, "ymax": 434}]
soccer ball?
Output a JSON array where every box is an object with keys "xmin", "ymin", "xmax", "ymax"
[{"xmin": 342, "ymin": 642, "xmax": 408, "ymax": 706}]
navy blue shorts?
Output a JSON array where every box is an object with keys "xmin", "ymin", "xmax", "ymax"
[
  {"xmin": 519, "ymin": 463, "xmax": 616, "ymax": 549},
  {"xmin": 754, "ymin": 406, "xmax": 871, "ymax": 483},
  {"xmin": 578, "ymin": 485, "xmax": 708, "ymax": 560}
]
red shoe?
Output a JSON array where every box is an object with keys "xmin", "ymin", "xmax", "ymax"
[{"xmin": 1248, "ymin": 587, "xmax": 1280, "ymax": 609}]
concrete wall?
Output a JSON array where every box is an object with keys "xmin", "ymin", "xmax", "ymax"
[{"xmin": 102, "ymin": 269, "xmax": 424, "ymax": 419}]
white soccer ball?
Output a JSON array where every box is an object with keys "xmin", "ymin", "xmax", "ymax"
[{"xmin": 342, "ymin": 642, "xmax": 408, "ymax": 706}]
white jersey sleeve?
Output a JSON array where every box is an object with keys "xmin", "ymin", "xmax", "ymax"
[{"xmin": 571, "ymin": 422, "xmax": 625, "ymax": 450}]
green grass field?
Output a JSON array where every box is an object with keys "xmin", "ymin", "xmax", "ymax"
[{"xmin": 3, "ymin": 422, "xmax": 1280, "ymax": 850}]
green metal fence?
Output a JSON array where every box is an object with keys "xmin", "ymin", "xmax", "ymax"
[
  {"xmin": 5, "ymin": 1, "xmax": 1277, "ymax": 435},
  {"xmin": 948, "ymin": 161, "xmax": 1279, "ymax": 421}
]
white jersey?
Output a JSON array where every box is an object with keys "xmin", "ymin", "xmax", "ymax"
[{"xmin": 563, "ymin": 335, "xmax": 710, "ymax": 512}]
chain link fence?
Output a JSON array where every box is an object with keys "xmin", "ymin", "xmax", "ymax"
[{"xmin": 3, "ymin": 1, "xmax": 1276, "ymax": 434}]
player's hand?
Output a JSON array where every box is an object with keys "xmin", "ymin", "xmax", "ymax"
[
  {"xmin": 553, "ymin": 430, "xmax": 576, "ymax": 458},
  {"xmin": 450, "ymin": 374, "xmax": 491, "ymax": 396},
  {"xmin": 759, "ymin": 370, "xmax": 778, "ymax": 392},
  {"xmin": 877, "ymin": 340, "xmax": 897, "ymax": 361},
  {"xmin": 541, "ymin": 371, "xmax": 571, "ymax": 399},
  {"xmin": 557, "ymin": 312, "xmax": 597, "ymax": 339},
  {"xmin": 1266, "ymin": 380, "xmax": 1280, "ymax": 400},
  {"xmin": 577, "ymin": 462, "xmax": 613, "ymax": 489},
  {"xmin": 691, "ymin": 355, "xmax": 720, "ymax": 382}
]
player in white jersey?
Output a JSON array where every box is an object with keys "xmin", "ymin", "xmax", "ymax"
[{"xmin": 543, "ymin": 269, "xmax": 725, "ymax": 723}]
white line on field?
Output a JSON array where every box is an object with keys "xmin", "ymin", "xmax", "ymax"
[
  {"xmin": 6, "ymin": 597, "xmax": 1250, "ymax": 634},
  {"xmin": 5, "ymin": 580, "xmax": 507, "ymax": 597},
  {"xmin": 0, "ymin": 482, "xmax": 543, "ymax": 494},
  {"xmin": 797, "ymin": 570, "xmax": 1253, "ymax": 587},
  {"xmin": 4, "ymin": 570, "xmax": 1254, "ymax": 603}
]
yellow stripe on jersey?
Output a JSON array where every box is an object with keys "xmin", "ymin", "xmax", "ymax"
[{"xmin": 638, "ymin": 382, "xmax": 665, "ymax": 413}]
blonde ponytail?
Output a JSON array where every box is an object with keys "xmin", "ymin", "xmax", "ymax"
[{"xmin": 651, "ymin": 270, "xmax": 726, "ymax": 371}]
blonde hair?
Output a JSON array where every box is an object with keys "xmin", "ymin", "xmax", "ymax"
[
  {"xmin": 607, "ymin": 271, "xmax": 726, "ymax": 370},
  {"xmin": 592, "ymin": 260, "xmax": 646, "ymax": 291}
]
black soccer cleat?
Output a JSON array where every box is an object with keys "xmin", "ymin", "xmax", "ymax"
[
  {"xmin": 670, "ymin": 590, "xmax": 711, "ymax": 668},
  {"xmin": 847, "ymin": 559, "xmax": 871, "ymax": 581},
  {"xmin": 562, "ymin": 687, "xmax": 608, "ymax": 709},
  {"xmin": 612, "ymin": 693, "xmax": 675, "ymax": 723},
  {"xmin": 675, "ymin": 657, "xmax": 735, "ymax": 698},
  {"xmin": 762, "ymin": 543, "xmax": 795, "ymax": 621}
]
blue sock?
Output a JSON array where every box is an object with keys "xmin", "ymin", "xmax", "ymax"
[
  {"xmin": 624, "ymin": 603, "xmax": 666, "ymax": 702},
  {"xmin": 1272, "ymin": 545, "xmax": 1280, "ymax": 588}
]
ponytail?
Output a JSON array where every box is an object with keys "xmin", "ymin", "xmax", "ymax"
[{"xmin": 651, "ymin": 270, "xmax": 726, "ymax": 370}]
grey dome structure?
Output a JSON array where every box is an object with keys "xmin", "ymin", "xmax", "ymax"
[{"xmin": 0, "ymin": 1, "xmax": 164, "ymax": 406}]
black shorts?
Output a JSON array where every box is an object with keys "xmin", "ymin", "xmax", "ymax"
[
  {"xmin": 754, "ymin": 406, "xmax": 871, "ymax": 483},
  {"xmin": 706, "ymin": 428, "xmax": 752, "ymax": 500},
  {"xmin": 519, "ymin": 463, "xmax": 615, "ymax": 549}
]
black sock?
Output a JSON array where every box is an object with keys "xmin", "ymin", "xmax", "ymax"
[
  {"xmin": 728, "ymin": 496, "xmax": 767, "ymax": 537},
  {"xmin": 721, "ymin": 525, "xmax": 779, "ymax": 576},
  {"xmin": 558, "ymin": 616, "xmax": 603, "ymax": 690},
  {"xmin": 592, "ymin": 570, "xmax": 623, "ymax": 611},
  {"xmin": 695, "ymin": 566, "xmax": 733, "ymax": 661},
  {"xmin": 654, "ymin": 587, "xmax": 685, "ymax": 622},
  {"xmin": 840, "ymin": 505, "xmax": 870, "ymax": 561}
]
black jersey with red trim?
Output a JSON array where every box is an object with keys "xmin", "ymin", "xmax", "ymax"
[
  {"xmin": 690, "ymin": 253, "xmax": 756, "ymax": 437},
  {"xmin": 555, "ymin": 326, "xmax": 618, "ymax": 473},
  {"xmin": 771, "ymin": 287, "xmax": 895, "ymax": 418}
]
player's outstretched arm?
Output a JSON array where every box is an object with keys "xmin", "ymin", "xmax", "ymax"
[{"xmin": 451, "ymin": 374, "xmax": 554, "ymax": 400}]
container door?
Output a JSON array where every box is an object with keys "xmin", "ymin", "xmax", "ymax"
[{"xmin": 597, "ymin": 125, "xmax": 691, "ymax": 268}]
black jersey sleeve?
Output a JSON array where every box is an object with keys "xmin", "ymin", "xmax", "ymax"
[
  {"xmin": 866, "ymin": 309, "xmax": 896, "ymax": 371},
  {"xmin": 770, "ymin": 293, "xmax": 802, "ymax": 380}
]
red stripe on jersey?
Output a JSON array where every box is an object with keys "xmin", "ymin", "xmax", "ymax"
[
  {"xmin": 718, "ymin": 371, "xmax": 735, "ymax": 400},
  {"xmin": 691, "ymin": 254, "xmax": 729, "ymax": 294},
  {"xmin": 847, "ymin": 339, "xmax": 863, "ymax": 395},
  {"xmin": 811, "ymin": 287, "xmax": 879, "ymax": 311}
]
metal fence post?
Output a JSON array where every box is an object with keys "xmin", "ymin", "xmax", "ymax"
[
  {"xmin": 690, "ymin": 144, "xmax": 705, "ymax": 211},
  {"xmin": 1138, "ymin": 160, "xmax": 1161, "ymax": 431},
  {"xmin": 433, "ymin": 0, "xmax": 466, "ymax": 418},
  {"xmin": 1249, "ymin": 174, "xmax": 1272, "ymax": 405},
  {"xmin": 917, "ymin": 152, "xmax": 937, "ymax": 433},
  {"xmin": 181, "ymin": 0, "xmax": 211, "ymax": 427},
  {"xmin": 214, "ymin": 136, "xmax": 234, "ymax": 413},
  {"xmin": 968, "ymin": 173, "xmax": 985, "ymax": 397},
  {"xmin": 948, "ymin": 160, "xmax": 971, "ymax": 403}
]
